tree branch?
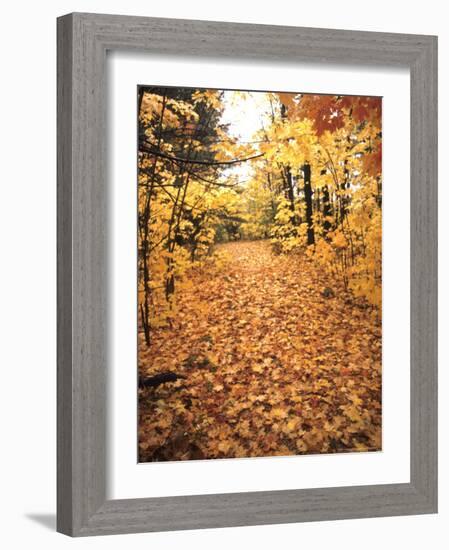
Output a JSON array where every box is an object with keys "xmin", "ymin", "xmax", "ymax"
[{"xmin": 139, "ymin": 141, "xmax": 264, "ymax": 166}]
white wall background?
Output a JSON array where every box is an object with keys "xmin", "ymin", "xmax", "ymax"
[{"xmin": 0, "ymin": 1, "xmax": 445, "ymax": 548}]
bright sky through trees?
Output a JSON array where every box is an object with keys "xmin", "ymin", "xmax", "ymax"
[{"xmin": 219, "ymin": 91, "xmax": 272, "ymax": 183}]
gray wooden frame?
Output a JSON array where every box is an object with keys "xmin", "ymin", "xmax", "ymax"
[{"xmin": 57, "ymin": 12, "xmax": 438, "ymax": 537}]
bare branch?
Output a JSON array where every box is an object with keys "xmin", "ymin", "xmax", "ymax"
[{"xmin": 139, "ymin": 141, "xmax": 264, "ymax": 166}]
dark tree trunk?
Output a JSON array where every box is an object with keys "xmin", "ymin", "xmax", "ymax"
[
  {"xmin": 279, "ymin": 102, "xmax": 297, "ymax": 225},
  {"xmin": 339, "ymin": 159, "xmax": 350, "ymax": 222},
  {"xmin": 303, "ymin": 163, "xmax": 315, "ymax": 245},
  {"xmin": 165, "ymin": 274, "xmax": 175, "ymax": 299},
  {"xmin": 138, "ymin": 87, "xmax": 145, "ymax": 114},
  {"xmin": 322, "ymin": 185, "xmax": 332, "ymax": 232},
  {"xmin": 376, "ymin": 176, "xmax": 382, "ymax": 207},
  {"xmin": 315, "ymin": 188, "xmax": 321, "ymax": 215},
  {"xmin": 285, "ymin": 167, "xmax": 296, "ymax": 222}
]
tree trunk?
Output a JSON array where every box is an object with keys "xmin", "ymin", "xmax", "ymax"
[
  {"xmin": 285, "ymin": 167, "xmax": 296, "ymax": 220},
  {"xmin": 280, "ymin": 102, "xmax": 297, "ymax": 225},
  {"xmin": 322, "ymin": 185, "xmax": 332, "ymax": 232},
  {"xmin": 339, "ymin": 159, "xmax": 349, "ymax": 222},
  {"xmin": 376, "ymin": 176, "xmax": 382, "ymax": 208},
  {"xmin": 303, "ymin": 163, "xmax": 315, "ymax": 245},
  {"xmin": 139, "ymin": 92, "xmax": 167, "ymax": 347}
]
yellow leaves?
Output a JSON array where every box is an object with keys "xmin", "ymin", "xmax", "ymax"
[
  {"xmin": 206, "ymin": 352, "xmax": 220, "ymax": 365},
  {"xmin": 250, "ymin": 357, "xmax": 272, "ymax": 374},
  {"xmin": 258, "ymin": 116, "xmax": 317, "ymax": 167},
  {"xmin": 349, "ymin": 394, "xmax": 364, "ymax": 407},
  {"xmin": 330, "ymin": 230, "xmax": 348, "ymax": 250},
  {"xmin": 341, "ymin": 404, "xmax": 363, "ymax": 423},
  {"xmin": 271, "ymin": 407, "xmax": 288, "ymax": 420},
  {"xmin": 192, "ymin": 89, "xmax": 223, "ymax": 110},
  {"xmin": 248, "ymin": 394, "xmax": 267, "ymax": 404},
  {"xmin": 283, "ymin": 418, "xmax": 299, "ymax": 433},
  {"xmin": 238, "ymin": 419, "xmax": 251, "ymax": 438},
  {"xmin": 255, "ymin": 98, "xmax": 382, "ymax": 314}
]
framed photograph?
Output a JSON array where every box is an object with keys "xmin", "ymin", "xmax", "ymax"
[{"xmin": 57, "ymin": 12, "xmax": 437, "ymax": 536}]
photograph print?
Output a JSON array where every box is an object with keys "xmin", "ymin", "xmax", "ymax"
[{"xmin": 137, "ymin": 86, "xmax": 382, "ymax": 462}]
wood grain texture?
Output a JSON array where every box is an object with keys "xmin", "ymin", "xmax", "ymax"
[
  {"xmin": 57, "ymin": 12, "xmax": 438, "ymax": 536},
  {"xmin": 57, "ymin": 13, "xmax": 74, "ymax": 536}
]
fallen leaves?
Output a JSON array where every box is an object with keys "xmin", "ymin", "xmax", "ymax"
[{"xmin": 138, "ymin": 240, "xmax": 381, "ymax": 461}]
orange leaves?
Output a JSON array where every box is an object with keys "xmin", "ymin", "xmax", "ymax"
[
  {"xmin": 217, "ymin": 440, "xmax": 233, "ymax": 454},
  {"xmin": 295, "ymin": 94, "xmax": 346, "ymax": 136},
  {"xmin": 278, "ymin": 92, "xmax": 297, "ymax": 112},
  {"xmin": 330, "ymin": 230, "xmax": 348, "ymax": 250},
  {"xmin": 341, "ymin": 95, "xmax": 382, "ymax": 126},
  {"xmin": 363, "ymin": 144, "xmax": 382, "ymax": 176},
  {"xmin": 138, "ymin": 241, "xmax": 382, "ymax": 462},
  {"xmin": 292, "ymin": 94, "xmax": 382, "ymax": 137}
]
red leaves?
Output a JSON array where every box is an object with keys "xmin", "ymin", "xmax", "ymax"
[
  {"xmin": 290, "ymin": 94, "xmax": 381, "ymax": 137},
  {"xmin": 293, "ymin": 94, "xmax": 346, "ymax": 135},
  {"xmin": 309, "ymin": 396, "xmax": 320, "ymax": 408}
]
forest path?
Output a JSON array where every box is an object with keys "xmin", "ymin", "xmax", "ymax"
[{"xmin": 139, "ymin": 240, "xmax": 382, "ymax": 461}]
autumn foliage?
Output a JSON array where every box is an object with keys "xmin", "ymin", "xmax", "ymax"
[{"xmin": 137, "ymin": 87, "xmax": 382, "ymax": 461}]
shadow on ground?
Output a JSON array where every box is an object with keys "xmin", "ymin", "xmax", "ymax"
[{"xmin": 25, "ymin": 513, "xmax": 56, "ymax": 531}]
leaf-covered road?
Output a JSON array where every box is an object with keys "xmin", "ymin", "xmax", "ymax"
[{"xmin": 139, "ymin": 240, "xmax": 381, "ymax": 461}]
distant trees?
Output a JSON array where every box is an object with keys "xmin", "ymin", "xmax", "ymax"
[{"xmin": 245, "ymin": 92, "xmax": 382, "ymax": 307}]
